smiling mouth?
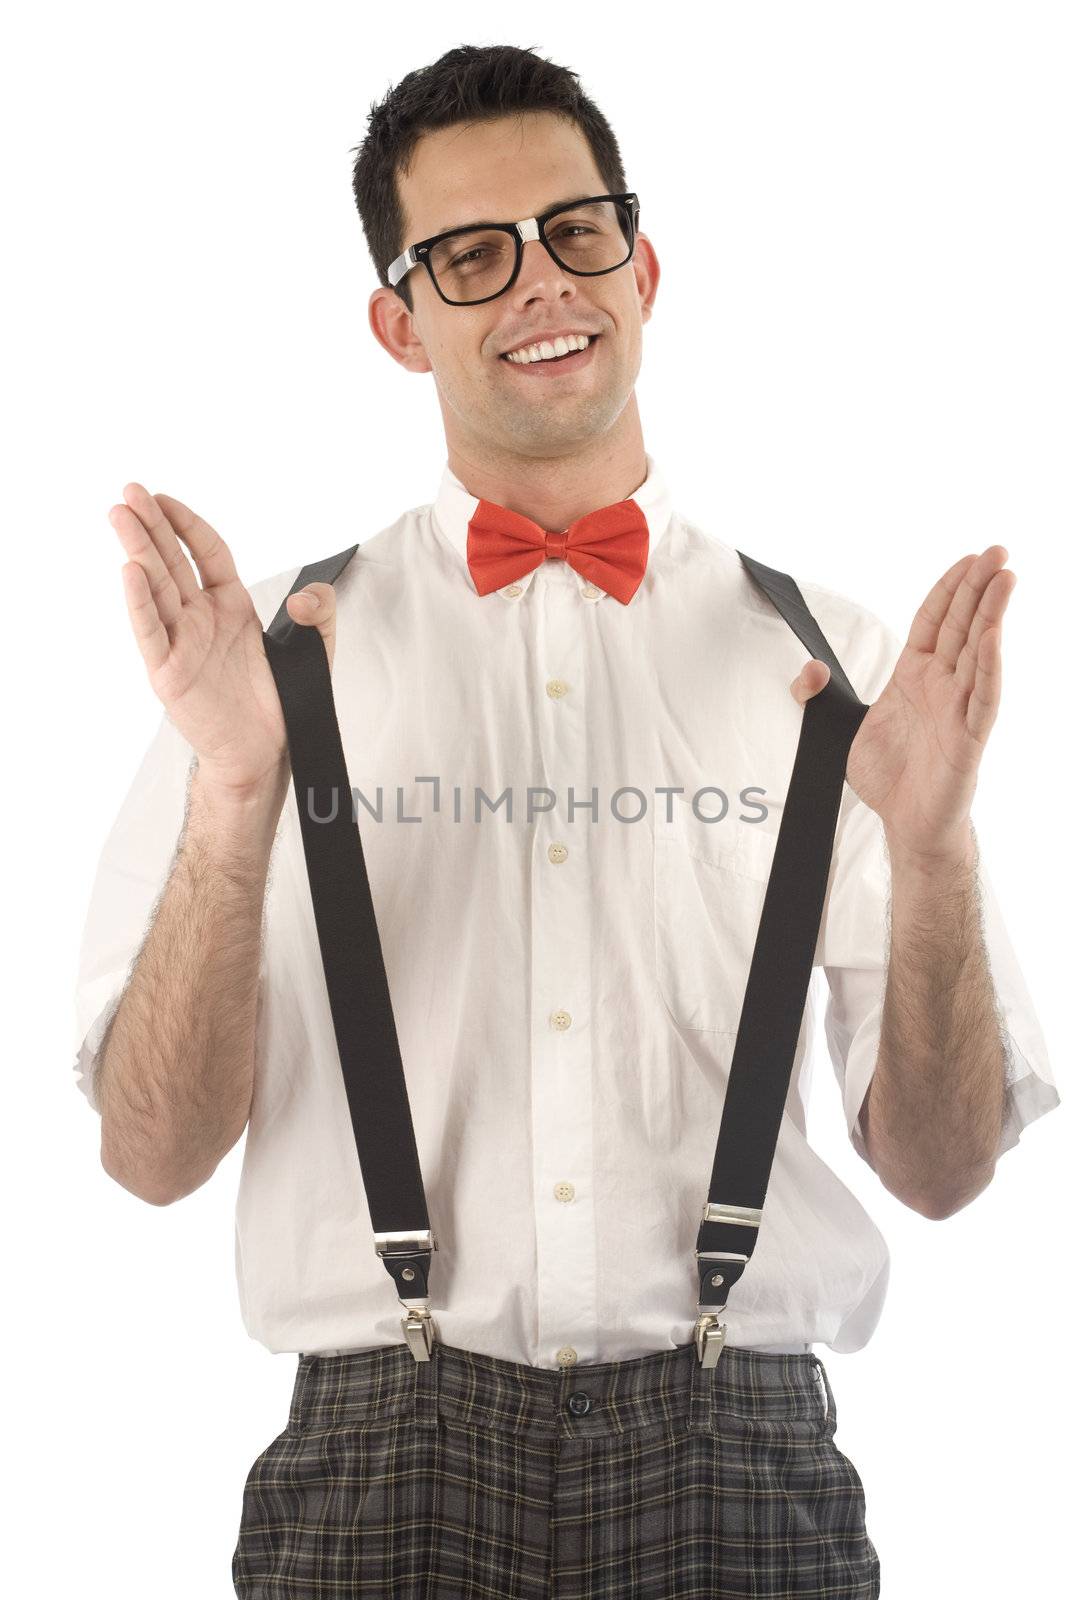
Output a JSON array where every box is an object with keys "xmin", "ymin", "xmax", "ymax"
[{"xmin": 498, "ymin": 334, "xmax": 600, "ymax": 372}]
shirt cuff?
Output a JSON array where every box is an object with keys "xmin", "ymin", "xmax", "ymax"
[{"xmin": 997, "ymin": 1025, "xmax": 1061, "ymax": 1156}]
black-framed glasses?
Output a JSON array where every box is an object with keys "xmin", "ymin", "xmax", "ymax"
[{"xmin": 387, "ymin": 192, "xmax": 640, "ymax": 306}]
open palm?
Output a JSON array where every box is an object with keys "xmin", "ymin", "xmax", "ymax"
[
  {"xmin": 791, "ymin": 546, "xmax": 1016, "ymax": 857},
  {"xmin": 109, "ymin": 483, "xmax": 336, "ymax": 798}
]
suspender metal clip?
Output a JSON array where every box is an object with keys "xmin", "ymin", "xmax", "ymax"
[
  {"xmin": 694, "ymin": 1212, "xmax": 760, "ymax": 1370},
  {"xmin": 400, "ymin": 1307, "xmax": 436, "ymax": 1362},
  {"xmin": 374, "ymin": 1229, "xmax": 438, "ymax": 1362},
  {"xmin": 694, "ymin": 1312, "xmax": 727, "ymax": 1368}
]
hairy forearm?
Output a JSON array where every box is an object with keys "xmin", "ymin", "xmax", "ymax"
[
  {"xmin": 98, "ymin": 762, "xmax": 285, "ymax": 1205},
  {"xmin": 863, "ymin": 824, "xmax": 1008, "ymax": 1218}
]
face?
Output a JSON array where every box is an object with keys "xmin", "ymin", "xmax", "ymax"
[{"xmin": 369, "ymin": 112, "xmax": 660, "ymax": 463}]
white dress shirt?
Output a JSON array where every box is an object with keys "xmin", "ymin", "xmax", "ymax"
[{"xmin": 72, "ymin": 453, "xmax": 1060, "ymax": 1368}]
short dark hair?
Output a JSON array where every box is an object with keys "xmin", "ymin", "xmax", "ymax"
[{"xmin": 351, "ymin": 43, "xmax": 630, "ymax": 313}]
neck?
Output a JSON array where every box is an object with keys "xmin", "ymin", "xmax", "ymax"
[{"xmin": 446, "ymin": 417, "xmax": 648, "ymax": 532}]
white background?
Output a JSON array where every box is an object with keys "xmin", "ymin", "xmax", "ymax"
[{"xmin": 4, "ymin": 2, "xmax": 1063, "ymax": 1594}]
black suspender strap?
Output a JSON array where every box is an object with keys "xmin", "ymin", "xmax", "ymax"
[
  {"xmin": 261, "ymin": 541, "xmax": 871, "ymax": 1369},
  {"xmin": 262, "ymin": 543, "xmax": 440, "ymax": 1362},
  {"xmin": 692, "ymin": 553, "xmax": 871, "ymax": 1366}
]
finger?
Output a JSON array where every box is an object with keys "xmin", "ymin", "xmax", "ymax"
[
  {"xmin": 285, "ymin": 581, "xmax": 335, "ymax": 622},
  {"xmin": 789, "ymin": 659, "xmax": 830, "ymax": 705},
  {"xmin": 120, "ymin": 559, "xmax": 171, "ymax": 675},
  {"xmin": 906, "ymin": 553, "xmax": 977, "ymax": 657},
  {"xmin": 109, "ymin": 494, "xmax": 186, "ymax": 630},
  {"xmin": 933, "ymin": 545, "xmax": 1010, "ymax": 673},
  {"xmin": 966, "ymin": 624, "xmax": 1002, "ymax": 746},
  {"xmin": 153, "ymin": 491, "xmax": 240, "ymax": 591},
  {"xmin": 119, "ymin": 483, "xmax": 202, "ymax": 608},
  {"xmin": 956, "ymin": 568, "xmax": 1015, "ymax": 696}
]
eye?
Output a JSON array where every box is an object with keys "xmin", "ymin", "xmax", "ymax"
[{"xmin": 451, "ymin": 247, "xmax": 487, "ymax": 269}]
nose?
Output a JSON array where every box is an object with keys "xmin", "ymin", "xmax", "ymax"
[{"xmin": 509, "ymin": 237, "xmax": 578, "ymax": 307}]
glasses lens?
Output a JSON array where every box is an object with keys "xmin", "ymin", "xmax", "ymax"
[
  {"xmin": 544, "ymin": 199, "xmax": 634, "ymax": 274},
  {"xmin": 427, "ymin": 201, "xmax": 634, "ymax": 303},
  {"xmin": 428, "ymin": 228, "xmax": 517, "ymax": 304}
]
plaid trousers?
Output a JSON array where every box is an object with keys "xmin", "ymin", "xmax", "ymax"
[{"xmin": 232, "ymin": 1337, "xmax": 879, "ymax": 1598}]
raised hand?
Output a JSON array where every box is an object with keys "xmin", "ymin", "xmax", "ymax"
[
  {"xmin": 109, "ymin": 483, "xmax": 338, "ymax": 800},
  {"xmin": 789, "ymin": 546, "xmax": 1016, "ymax": 861}
]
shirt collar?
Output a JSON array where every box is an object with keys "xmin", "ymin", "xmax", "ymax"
[{"xmin": 429, "ymin": 453, "xmax": 673, "ymax": 602}]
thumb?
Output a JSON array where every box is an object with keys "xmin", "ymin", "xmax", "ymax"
[
  {"xmin": 789, "ymin": 658, "xmax": 831, "ymax": 706},
  {"xmin": 285, "ymin": 581, "xmax": 338, "ymax": 672}
]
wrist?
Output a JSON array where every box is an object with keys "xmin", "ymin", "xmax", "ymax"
[
  {"xmin": 192, "ymin": 754, "xmax": 289, "ymax": 810},
  {"xmin": 188, "ymin": 760, "xmax": 288, "ymax": 863},
  {"xmin": 885, "ymin": 819, "xmax": 977, "ymax": 879}
]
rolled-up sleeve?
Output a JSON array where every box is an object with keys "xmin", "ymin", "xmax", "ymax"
[
  {"xmin": 72, "ymin": 709, "xmax": 196, "ymax": 1114},
  {"xmin": 815, "ymin": 610, "xmax": 1059, "ymax": 1167}
]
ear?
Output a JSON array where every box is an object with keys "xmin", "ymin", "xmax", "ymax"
[
  {"xmin": 633, "ymin": 232, "xmax": 661, "ymax": 324},
  {"xmin": 368, "ymin": 285, "xmax": 433, "ymax": 373}
]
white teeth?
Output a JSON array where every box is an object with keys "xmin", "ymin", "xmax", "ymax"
[{"xmin": 506, "ymin": 333, "xmax": 591, "ymax": 364}]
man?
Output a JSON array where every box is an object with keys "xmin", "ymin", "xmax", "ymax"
[{"xmin": 75, "ymin": 42, "xmax": 1058, "ymax": 1599}]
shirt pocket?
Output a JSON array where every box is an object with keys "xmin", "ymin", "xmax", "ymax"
[{"xmin": 652, "ymin": 790, "xmax": 780, "ymax": 1033}]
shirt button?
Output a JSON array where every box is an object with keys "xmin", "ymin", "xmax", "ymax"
[
  {"xmin": 554, "ymin": 1181, "xmax": 575, "ymax": 1203},
  {"xmin": 546, "ymin": 678, "xmax": 570, "ymax": 699},
  {"xmin": 556, "ymin": 1346, "xmax": 578, "ymax": 1367},
  {"xmin": 550, "ymin": 1010, "xmax": 572, "ymax": 1031},
  {"xmin": 503, "ymin": 583, "xmax": 523, "ymax": 597},
  {"xmin": 548, "ymin": 841, "xmax": 568, "ymax": 863},
  {"xmin": 580, "ymin": 584, "xmax": 600, "ymax": 599},
  {"xmin": 568, "ymin": 1391, "xmax": 593, "ymax": 1416}
]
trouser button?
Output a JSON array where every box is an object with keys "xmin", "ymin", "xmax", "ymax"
[{"xmin": 568, "ymin": 1391, "xmax": 592, "ymax": 1416}]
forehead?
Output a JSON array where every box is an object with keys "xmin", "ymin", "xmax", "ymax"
[{"xmin": 399, "ymin": 111, "xmax": 605, "ymax": 239}]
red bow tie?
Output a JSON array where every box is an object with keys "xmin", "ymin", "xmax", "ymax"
[{"xmin": 466, "ymin": 497, "xmax": 649, "ymax": 605}]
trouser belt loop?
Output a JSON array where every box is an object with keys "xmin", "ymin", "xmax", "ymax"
[{"xmin": 412, "ymin": 1324, "xmax": 441, "ymax": 1428}]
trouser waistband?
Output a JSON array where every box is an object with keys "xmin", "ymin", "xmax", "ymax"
[{"xmin": 289, "ymin": 1338, "xmax": 835, "ymax": 1442}]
